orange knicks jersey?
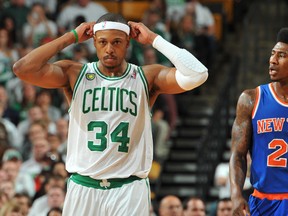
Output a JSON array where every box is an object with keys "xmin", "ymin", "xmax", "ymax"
[{"xmin": 251, "ymin": 83, "xmax": 288, "ymax": 193}]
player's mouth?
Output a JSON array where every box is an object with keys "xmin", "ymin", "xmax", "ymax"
[
  {"xmin": 269, "ymin": 66, "xmax": 278, "ymax": 75},
  {"xmin": 104, "ymin": 55, "xmax": 117, "ymax": 60}
]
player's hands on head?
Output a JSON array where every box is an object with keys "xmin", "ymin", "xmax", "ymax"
[
  {"xmin": 74, "ymin": 22, "xmax": 96, "ymax": 43},
  {"xmin": 128, "ymin": 21, "xmax": 158, "ymax": 45}
]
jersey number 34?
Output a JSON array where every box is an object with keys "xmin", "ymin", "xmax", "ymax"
[{"xmin": 87, "ymin": 121, "xmax": 130, "ymax": 153}]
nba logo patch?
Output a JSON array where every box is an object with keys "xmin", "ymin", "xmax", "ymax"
[
  {"xmin": 86, "ymin": 73, "xmax": 95, "ymax": 80},
  {"xmin": 101, "ymin": 22, "xmax": 106, "ymax": 29},
  {"xmin": 131, "ymin": 70, "xmax": 137, "ymax": 79}
]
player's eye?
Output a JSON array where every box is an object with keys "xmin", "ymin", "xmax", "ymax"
[{"xmin": 279, "ymin": 52, "xmax": 287, "ymax": 58}]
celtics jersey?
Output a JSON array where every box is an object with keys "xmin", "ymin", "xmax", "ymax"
[{"xmin": 66, "ymin": 62, "xmax": 153, "ymax": 179}]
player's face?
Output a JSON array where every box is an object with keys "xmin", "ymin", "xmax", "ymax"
[
  {"xmin": 269, "ymin": 42, "xmax": 288, "ymax": 82},
  {"xmin": 94, "ymin": 29, "xmax": 129, "ymax": 70}
]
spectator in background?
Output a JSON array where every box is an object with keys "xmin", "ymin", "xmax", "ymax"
[
  {"xmin": 29, "ymin": 186, "xmax": 65, "ymax": 216},
  {"xmin": 185, "ymin": 0, "xmax": 216, "ymax": 69},
  {"xmin": 149, "ymin": 0, "xmax": 167, "ymax": 23},
  {"xmin": 185, "ymin": 0, "xmax": 215, "ymax": 36},
  {"xmin": 1, "ymin": 0, "xmax": 30, "ymax": 43},
  {"xmin": 35, "ymin": 89, "xmax": 61, "ymax": 124},
  {"xmin": 71, "ymin": 43, "xmax": 89, "ymax": 63},
  {"xmin": 161, "ymin": 94, "xmax": 178, "ymax": 132},
  {"xmin": 13, "ymin": 192, "xmax": 32, "ymax": 216},
  {"xmin": 152, "ymin": 108, "xmax": 170, "ymax": 162},
  {"xmin": 47, "ymin": 207, "xmax": 62, "ymax": 216},
  {"xmin": 128, "ymin": 8, "xmax": 171, "ymax": 66},
  {"xmin": 2, "ymin": 148, "xmax": 35, "ymax": 198},
  {"xmin": 165, "ymin": 0, "xmax": 186, "ymax": 30},
  {"xmin": 0, "ymin": 179, "xmax": 16, "ymax": 199},
  {"xmin": 29, "ymin": 174, "xmax": 66, "ymax": 216},
  {"xmin": 171, "ymin": 14, "xmax": 197, "ymax": 55},
  {"xmin": 216, "ymin": 198, "xmax": 232, "ymax": 216},
  {"xmin": 51, "ymin": 161, "xmax": 69, "ymax": 180},
  {"xmin": 0, "ymin": 189, "xmax": 10, "ymax": 210},
  {"xmin": 0, "ymin": 27, "xmax": 19, "ymax": 86},
  {"xmin": 61, "ymin": 15, "xmax": 87, "ymax": 59},
  {"xmin": 183, "ymin": 197, "xmax": 206, "ymax": 216},
  {"xmin": 55, "ymin": 118, "xmax": 68, "ymax": 161},
  {"xmin": 18, "ymin": 105, "xmax": 55, "ymax": 141},
  {"xmin": 0, "ymin": 121, "xmax": 9, "ymax": 160},
  {"xmin": 0, "ymin": 199, "xmax": 23, "ymax": 216},
  {"xmin": 0, "ymin": 15, "xmax": 18, "ymax": 46},
  {"xmin": 20, "ymin": 137, "xmax": 51, "ymax": 178},
  {"xmin": 142, "ymin": 8, "xmax": 171, "ymax": 66},
  {"xmin": 46, "ymin": 186, "xmax": 65, "ymax": 214},
  {"xmin": 0, "ymin": 85, "xmax": 20, "ymax": 126},
  {"xmin": 21, "ymin": 120, "xmax": 49, "ymax": 161},
  {"xmin": 24, "ymin": 0, "xmax": 57, "ymax": 18},
  {"xmin": 56, "ymin": 0, "xmax": 107, "ymax": 56},
  {"xmin": 47, "ymin": 133, "xmax": 63, "ymax": 162},
  {"xmin": 141, "ymin": 46, "xmax": 171, "ymax": 162},
  {"xmin": 214, "ymin": 153, "xmax": 252, "ymax": 200},
  {"xmin": 0, "ymin": 92, "xmax": 23, "ymax": 149},
  {"xmin": 12, "ymin": 82, "xmax": 38, "ymax": 122},
  {"xmin": 23, "ymin": 3, "xmax": 58, "ymax": 48},
  {"xmin": 158, "ymin": 195, "xmax": 183, "ymax": 216},
  {"xmin": 57, "ymin": 0, "xmax": 107, "ymax": 33}
]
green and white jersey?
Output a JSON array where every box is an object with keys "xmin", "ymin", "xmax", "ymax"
[{"xmin": 66, "ymin": 62, "xmax": 153, "ymax": 179}]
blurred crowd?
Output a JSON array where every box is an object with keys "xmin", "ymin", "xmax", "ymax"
[{"xmin": 0, "ymin": 0, "xmax": 219, "ymax": 215}]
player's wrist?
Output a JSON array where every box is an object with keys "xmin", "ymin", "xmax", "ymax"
[
  {"xmin": 70, "ymin": 29, "xmax": 79, "ymax": 43},
  {"xmin": 149, "ymin": 33, "xmax": 158, "ymax": 45}
]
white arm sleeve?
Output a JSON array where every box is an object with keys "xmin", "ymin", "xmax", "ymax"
[{"xmin": 152, "ymin": 35, "xmax": 208, "ymax": 90}]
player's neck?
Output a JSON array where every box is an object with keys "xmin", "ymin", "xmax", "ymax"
[
  {"xmin": 98, "ymin": 61, "xmax": 128, "ymax": 77},
  {"xmin": 274, "ymin": 82, "xmax": 288, "ymax": 101}
]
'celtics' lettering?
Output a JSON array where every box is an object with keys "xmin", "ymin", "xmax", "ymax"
[{"xmin": 82, "ymin": 87, "xmax": 137, "ymax": 116}]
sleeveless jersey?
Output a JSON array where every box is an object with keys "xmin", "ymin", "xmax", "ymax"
[
  {"xmin": 251, "ymin": 83, "xmax": 288, "ymax": 193},
  {"xmin": 66, "ymin": 62, "xmax": 153, "ymax": 179}
]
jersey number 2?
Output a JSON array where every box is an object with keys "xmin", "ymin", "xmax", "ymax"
[
  {"xmin": 267, "ymin": 139, "xmax": 287, "ymax": 167},
  {"xmin": 87, "ymin": 121, "xmax": 130, "ymax": 153}
]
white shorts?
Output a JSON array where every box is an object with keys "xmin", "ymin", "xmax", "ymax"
[{"xmin": 62, "ymin": 174, "xmax": 151, "ymax": 216}]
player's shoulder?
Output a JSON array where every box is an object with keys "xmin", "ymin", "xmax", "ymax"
[
  {"xmin": 242, "ymin": 88, "xmax": 257, "ymax": 98},
  {"xmin": 141, "ymin": 64, "xmax": 167, "ymax": 77},
  {"xmin": 54, "ymin": 60, "xmax": 84, "ymax": 73},
  {"xmin": 237, "ymin": 88, "xmax": 258, "ymax": 110}
]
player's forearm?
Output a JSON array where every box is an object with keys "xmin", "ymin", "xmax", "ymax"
[
  {"xmin": 229, "ymin": 153, "xmax": 247, "ymax": 199},
  {"xmin": 152, "ymin": 35, "xmax": 208, "ymax": 90},
  {"xmin": 13, "ymin": 32, "xmax": 75, "ymax": 76}
]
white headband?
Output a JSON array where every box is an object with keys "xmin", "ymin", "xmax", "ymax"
[{"xmin": 93, "ymin": 21, "xmax": 130, "ymax": 35}]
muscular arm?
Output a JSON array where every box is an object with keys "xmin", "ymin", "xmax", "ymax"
[
  {"xmin": 13, "ymin": 22, "xmax": 95, "ymax": 89},
  {"xmin": 141, "ymin": 64, "xmax": 185, "ymax": 106},
  {"xmin": 128, "ymin": 21, "xmax": 208, "ymax": 105},
  {"xmin": 229, "ymin": 89, "xmax": 256, "ymax": 215}
]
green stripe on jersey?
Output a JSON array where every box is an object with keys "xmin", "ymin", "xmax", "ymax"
[
  {"xmin": 72, "ymin": 64, "xmax": 88, "ymax": 100},
  {"xmin": 93, "ymin": 62, "xmax": 131, "ymax": 80},
  {"xmin": 138, "ymin": 67, "xmax": 149, "ymax": 102}
]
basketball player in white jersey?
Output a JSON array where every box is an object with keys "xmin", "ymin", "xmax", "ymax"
[{"xmin": 13, "ymin": 13, "xmax": 208, "ymax": 216}]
